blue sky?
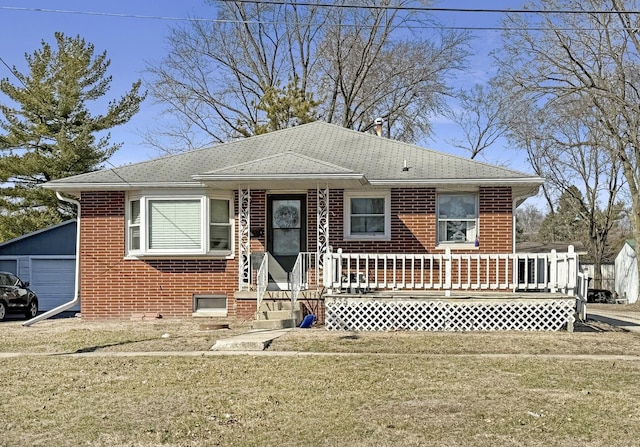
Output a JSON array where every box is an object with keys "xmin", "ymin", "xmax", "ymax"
[{"xmin": 0, "ymin": 1, "xmax": 522, "ymax": 169}]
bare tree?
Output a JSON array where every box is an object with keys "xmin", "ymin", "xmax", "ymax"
[
  {"xmin": 146, "ymin": 0, "xmax": 469, "ymax": 151},
  {"xmin": 495, "ymin": 0, "xmax": 637, "ymax": 289},
  {"xmin": 516, "ymin": 99, "xmax": 626, "ymax": 287},
  {"xmin": 444, "ymin": 84, "xmax": 509, "ymax": 159},
  {"xmin": 515, "ymin": 203, "xmax": 545, "ymax": 242}
]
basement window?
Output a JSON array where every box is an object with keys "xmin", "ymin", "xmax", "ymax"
[{"xmin": 193, "ymin": 294, "xmax": 227, "ymax": 316}]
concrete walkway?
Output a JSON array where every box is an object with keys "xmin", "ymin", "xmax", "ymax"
[
  {"xmin": 587, "ymin": 309, "xmax": 640, "ymax": 333},
  {"xmin": 210, "ymin": 328, "xmax": 293, "ymax": 351}
]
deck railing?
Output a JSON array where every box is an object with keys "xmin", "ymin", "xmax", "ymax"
[{"xmin": 323, "ymin": 246, "xmax": 583, "ymax": 297}]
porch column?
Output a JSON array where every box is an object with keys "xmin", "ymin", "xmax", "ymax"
[
  {"xmin": 238, "ymin": 188, "xmax": 251, "ymax": 290},
  {"xmin": 317, "ymin": 186, "xmax": 330, "ymax": 278}
]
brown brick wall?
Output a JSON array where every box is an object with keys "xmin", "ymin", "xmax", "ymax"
[
  {"xmin": 328, "ymin": 187, "xmax": 512, "ymax": 254},
  {"xmin": 478, "ymin": 186, "xmax": 513, "ymax": 254},
  {"xmin": 79, "ymin": 191, "xmax": 239, "ymax": 320},
  {"xmin": 78, "ymin": 186, "xmax": 513, "ymax": 320}
]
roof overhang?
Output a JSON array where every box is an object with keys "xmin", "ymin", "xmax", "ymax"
[
  {"xmin": 42, "ymin": 182, "xmax": 202, "ymax": 196},
  {"xmin": 43, "ymin": 176, "xmax": 543, "ymax": 200},
  {"xmin": 370, "ymin": 177, "xmax": 544, "ymax": 202}
]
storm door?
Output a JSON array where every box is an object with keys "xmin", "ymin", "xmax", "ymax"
[{"xmin": 267, "ymin": 195, "xmax": 307, "ymax": 284}]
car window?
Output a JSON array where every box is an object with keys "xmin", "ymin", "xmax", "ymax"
[
  {"xmin": 7, "ymin": 274, "xmax": 20, "ymax": 286},
  {"xmin": 0, "ymin": 274, "xmax": 7, "ymax": 286}
]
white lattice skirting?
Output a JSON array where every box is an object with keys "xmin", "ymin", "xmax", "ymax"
[{"xmin": 325, "ymin": 297, "xmax": 577, "ymax": 332}]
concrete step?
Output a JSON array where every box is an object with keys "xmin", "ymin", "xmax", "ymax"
[
  {"xmin": 211, "ymin": 329, "xmax": 292, "ymax": 351},
  {"xmin": 258, "ymin": 301, "xmax": 301, "ymax": 312},
  {"xmin": 265, "ymin": 310, "xmax": 294, "ymax": 320},
  {"xmin": 251, "ymin": 318, "xmax": 295, "ymax": 330},
  {"xmin": 257, "ymin": 309, "xmax": 303, "ymax": 321},
  {"xmin": 264, "ymin": 290, "xmax": 292, "ymax": 299}
]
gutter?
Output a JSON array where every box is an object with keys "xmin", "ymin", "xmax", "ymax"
[{"xmin": 23, "ymin": 192, "xmax": 81, "ymax": 326}]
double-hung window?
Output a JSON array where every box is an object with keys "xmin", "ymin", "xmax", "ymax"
[
  {"xmin": 210, "ymin": 199, "xmax": 232, "ymax": 250},
  {"xmin": 437, "ymin": 193, "xmax": 478, "ymax": 244},
  {"xmin": 344, "ymin": 191, "xmax": 391, "ymax": 239},
  {"xmin": 127, "ymin": 194, "xmax": 233, "ymax": 256}
]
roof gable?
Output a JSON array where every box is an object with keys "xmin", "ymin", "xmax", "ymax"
[{"xmin": 0, "ymin": 220, "xmax": 76, "ymax": 255}]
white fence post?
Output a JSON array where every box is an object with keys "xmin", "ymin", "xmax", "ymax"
[
  {"xmin": 566, "ymin": 245, "xmax": 576, "ymax": 296},
  {"xmin": 548, "ymin": 249, "xmax": 558, "ymax": 293}
]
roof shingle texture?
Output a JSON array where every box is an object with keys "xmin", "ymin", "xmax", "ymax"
[{"xmin": 47, "ymin": 121, "xmax": 537, "ymax": 186}]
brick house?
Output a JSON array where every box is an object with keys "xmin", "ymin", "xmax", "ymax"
[{"xmin": 44, "ymin": 121, "xmax": 584, "ymax": 330}]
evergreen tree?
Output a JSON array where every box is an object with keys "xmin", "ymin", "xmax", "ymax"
[
  {"xmin": 538, "ymin": 187, "xmax": 585, "ymax": 243},
  {"xmin": 0, "ymin": 32, "xmax": 145, "ymax": 240},
  {"xmin": 246, "ymin": 78, "xmax": 319, "ymax": 136}
]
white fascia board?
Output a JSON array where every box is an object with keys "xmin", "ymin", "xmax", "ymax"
[
  {"xmin": 368, "ymin": 177, "xmax": 545, "ymax": 187},
  {"xmin": 42, "ymin": 182, "xmax": 203, "ymax": 191}
]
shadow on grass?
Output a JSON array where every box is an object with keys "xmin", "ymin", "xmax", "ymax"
[
  {"xmin": 48, "ymin": 337, "xmax": 163, "ymax": 355},
  {"xmin": 575, "ymin": 318, "xmax": 629, "ymax": 333},
  {"xmin": 70, "ymin": 338, "xmax": 158, "ymax": 354}
]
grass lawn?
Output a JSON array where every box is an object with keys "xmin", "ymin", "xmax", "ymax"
[{"xmin": 1, "ymin": 312, "xmax": 640, "ymax": 446}]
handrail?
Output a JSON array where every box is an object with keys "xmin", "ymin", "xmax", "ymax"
[
  {"xmin": 256, "ymin": 254, "xmax": 268, "ymax": 318},
  {"xmin": 291, "ymin": 254, "xmax": 303, "ymax": 320},
  {"xmin": 291, "ymin": 252, "xmax": 316, "ymax": 318}
]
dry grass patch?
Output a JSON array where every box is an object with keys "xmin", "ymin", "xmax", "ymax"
[
  {"xmin": 2, "ymin": 355, "xmax": 640, "ymax": 446},
  {"xmin": 0, "ymin": 316, "xmax": 248, "ymax": 353},
  {"xmin": 3, "ymin": 317, "xmax": 640, "ymax": 445},
  {"xmin": 269, "ymin": 325, "xmax": 640, "ymax": 356}
]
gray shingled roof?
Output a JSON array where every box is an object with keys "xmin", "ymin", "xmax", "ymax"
[{"xmin": 44, "ymin": 121, "xmax": 543, "ymax": 195}]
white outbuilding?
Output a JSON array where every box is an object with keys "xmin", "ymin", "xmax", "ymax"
[{"xmin": 614, "ymin": 240, "xmax": 638, "ymax": 304}]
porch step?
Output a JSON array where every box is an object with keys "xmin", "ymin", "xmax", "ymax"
[
  {"xmin": 252, "ymin": 300, "xmax": 303, "ymax": 330},
  {"xmin": 263, "ymin": 290, "xmax": 292, "ymax": 299},
  {"xmin": 259, "ymin": 301, "xmax": 295, "ymax": 312},
  {"xmin": 251, "ymin": 318, "xmax": 296, "ymax": 330},
  {"xmin": 259, "ymin": 309, "xmax": 303, "ymax": 320}
]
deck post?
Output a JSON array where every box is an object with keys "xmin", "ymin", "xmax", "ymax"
[
  {"xmin": 566, "ymin": 245, "xmax": 577, "ymax": 296},
  {"xmin": 323, "ymin": 247, "xmax": 335, "ymax": 294},
  {"xmin": 549, "ymin": 249, "xmax": 558, "ymax": 293},
  {"xmin": 444, "ymin": 247, "xmax": 452, "ymax": 297}
]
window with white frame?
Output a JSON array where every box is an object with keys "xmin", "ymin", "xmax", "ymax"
[
  {"xmin": 129, "ymin": 199, "xmax": 141, "ymax": 250},
  {"xmin": 209, "ymin": 198, "xmax": 232, "ymax": 250},
  {"xmin": 344, "ymin": 191, "xmax": 391, "ymax": 239},
  {"xmin": 437, "ymin": 193, "xmax": 478, "ymax": 244},
  {"xmin": 127, "ymin": 194, "xmax": 233, "ymax": 256}
]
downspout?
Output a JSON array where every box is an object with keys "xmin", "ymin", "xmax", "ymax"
[{"xmin": 23, "ymin": 192, "xmax": 80, "ymax": 326}]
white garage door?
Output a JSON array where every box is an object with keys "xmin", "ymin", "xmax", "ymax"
[{"xmin": 30, "ymin": 259, "xmax": 78, "ymax": 311}]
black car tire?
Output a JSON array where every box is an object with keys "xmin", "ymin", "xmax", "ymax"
[
  {"xmin": 0, "ymin": 301, "xmax": 6, "ymax": 321},
  {"xmin": 25, "ymin": 300, "xmax": 38, "ymax": 319}
]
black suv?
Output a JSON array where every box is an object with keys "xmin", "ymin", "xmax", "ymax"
[{"xmin": 0, "ymin": 272, "xmax": 39, "ymax": 321}]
